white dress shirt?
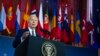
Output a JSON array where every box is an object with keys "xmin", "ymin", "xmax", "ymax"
[{"xmin": 28, "ymin": 27, "xmax": 36, "ymax": 36}]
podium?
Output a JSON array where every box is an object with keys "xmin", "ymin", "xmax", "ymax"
[{"xmin": 14, "ymin": 36, "xmax": 98, "ymax": 56}]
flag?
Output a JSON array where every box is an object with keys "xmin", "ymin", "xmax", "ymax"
[
  {"xmin": 69, "ymin": 13, "xmax": 75, "ymax": 43},
  {"xmin": 30, "ymin": 0, "xmax": 37, "ymax": 12},
  {"xmin": 75, "ymin": 11, "xmax": 81, "ymax": 44},
  {"xmin": 6, "ymin": 0, "xmax": 15, "ymax": 35},
  {"xmin": 56, "ymin": 6, "xmax": 62, "ymax": 41},
  {"xmin": 21, "ymin": 0, "xmax": 29, "ymax": 29},
  {"xmin": 62, "ymin": 4, "xmax": 69, "ymax": 43},
  {"xmin": 86, "ymin": 0, "xmax": 94, "ymax": 46},
  {"xmin": 51, "ymin": 0, "xmax": 57, "ymax": 30},
  {"xmin": 38, "ymin": 2, "xmax": 43, "ymax": 28},
  {"xmin": 37, "ymin": 2, "xmax": 43, "ymax": 37},
  {"xmin": 15, "ymin": 0, "xmax": 21, "ymax": 34},
  {"xmin": 81, "ymin": 10, "xmax": 88, "ymax": 46},
  {"xmin": 50, "ymin": 5, "xmax": 57, "ymax": 40},
  {"xmin": 0, "ymin": 3, "xmax": 6, "ymax": 31},
  {"xmin": 51, "ymin": 7, "xmax": 56, "ymax": 30}
]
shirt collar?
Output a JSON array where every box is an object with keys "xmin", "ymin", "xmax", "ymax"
[{"xmin": 28, "ymin": 27, "xmax": 35, "ymax": 35}]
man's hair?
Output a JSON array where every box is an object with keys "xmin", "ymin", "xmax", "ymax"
[{"xmin": 30, "ymin": 10, "xmax": 37, "ymax": 16}]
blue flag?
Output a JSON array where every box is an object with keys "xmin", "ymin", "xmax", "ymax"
[
  {"xmin": 15, "ymin": 4, "xmax": 20, "ymax": 34},
  {"xmin": 75, "ymin": 11, "xmax": 81, "ymax": 43}
]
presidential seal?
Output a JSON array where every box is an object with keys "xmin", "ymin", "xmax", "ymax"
[{"xmin": 41, "ymin": 41, "xmax": 57, "ymax": 56}]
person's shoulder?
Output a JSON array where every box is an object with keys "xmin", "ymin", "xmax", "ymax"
[
  {"xmin": 18, "ymin": 29, "xmax": 29, "ymax": 33},
  {"xmin": 19, "ymin": 28, "xmax": 28, "ymax": 31}
]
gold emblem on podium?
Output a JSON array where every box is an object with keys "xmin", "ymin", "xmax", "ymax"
[{"xmin": 41, "ymin": 41, "xmax": 57, "ymax": 56}]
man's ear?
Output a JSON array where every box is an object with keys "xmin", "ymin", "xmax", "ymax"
[{"xmin": 27, "ymin": 16, "xmax": 30, "ymax": 22}]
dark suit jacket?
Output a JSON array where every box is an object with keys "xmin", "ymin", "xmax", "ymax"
[{"xmin": 13, "ymin": 29, "xmax": 40, "ymax": 48}]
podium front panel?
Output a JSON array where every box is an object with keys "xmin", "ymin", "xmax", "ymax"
[{"xmin": 27, "ymin": 36, "xmax": 66, "ymax": 56}]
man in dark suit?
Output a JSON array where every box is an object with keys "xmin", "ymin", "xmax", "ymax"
[{"xmin": 13, "ymin": 10, "xmax": 39, "ymax": 48}]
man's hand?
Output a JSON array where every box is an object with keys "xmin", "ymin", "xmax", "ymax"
[{"xmin": 21, "ymin": 31, "xmax": 30, "ymax": 41}]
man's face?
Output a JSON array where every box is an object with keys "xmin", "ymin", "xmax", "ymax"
[{"xmin": 28, "ymin": 15, "xmax": 38, "ymax": 29}]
